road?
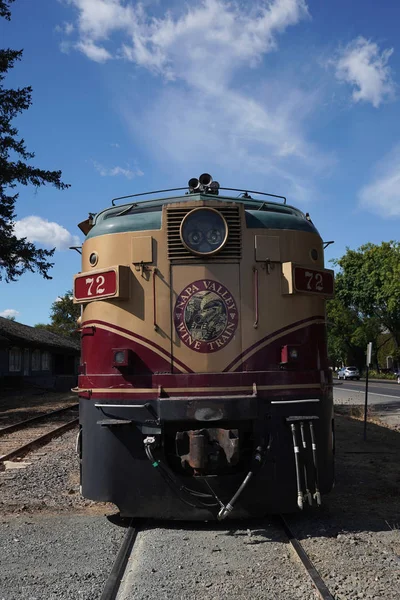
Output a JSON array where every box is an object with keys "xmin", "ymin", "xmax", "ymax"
[
  {"xmin": 333, "ymin": 378, "xmax": 400, "ymax": 429},
  {"xmin": 333, "ymin": 378, "xmax": 400, "ymax": 404}
]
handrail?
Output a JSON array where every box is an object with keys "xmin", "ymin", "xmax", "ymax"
[
  {"xmin": 253, "ymin": 267, "xmax": 259, "ymax": 329},
  {"xmin": 111, "ymin": 186, "xmax": 286, "ymax": 206},
  {"xmin": 112, "ymin": 187, "xmax": 189, "ymax": 205},
  {"xmin": 221, "ymin": 187, "xmax": 286, "ymax": 204},
  {"xmin": 153, "ymin": 268, "xmax": 158, "ymax": 331}
]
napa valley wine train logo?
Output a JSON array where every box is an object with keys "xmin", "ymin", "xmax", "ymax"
[{"xmin": 174, "ymin": 280, "xmax": 239, "ymax": 353}]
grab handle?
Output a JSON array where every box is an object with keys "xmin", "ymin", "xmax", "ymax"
[
  {"xmin": 253, "ymin": 267, "xmax": 259, "ymax": 328},
  {"xmin": 153, "ymin": 268, "xmax": 158, "ymax": 331}
]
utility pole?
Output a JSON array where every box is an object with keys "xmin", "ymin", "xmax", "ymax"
[{"xmin": 363, "ymin": 342, "xmax": 373, "ymax": 441}]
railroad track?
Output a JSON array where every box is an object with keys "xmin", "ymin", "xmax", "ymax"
[
  {"xmin": 100, "ymin": 517, "xmax": 335, "ymax": 600},
  {"xmin": 0, "ymin": 404, "xmax": 79, "ymax": 463},
  {"xmin": 279, "ymin": 515, "xmax": 334, "ymax": 600},
  {"xmin": 100, "ymin": 520, "xmax": 137, "ymax": 600}
]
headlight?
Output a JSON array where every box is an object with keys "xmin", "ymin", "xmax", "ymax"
[{"xmin": 180, "ymin": 208, "xmax": 228, "ymax": 255}]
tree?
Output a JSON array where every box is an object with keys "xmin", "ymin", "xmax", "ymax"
[
  {"xmin": 328, "ymin": 242, "xmax": 400, "ymax": 370},
  {"xmin": 333, "ymin": 242, "xmax": 400, "ymax": 347},
  {"xmin": 376, "ymin": 332, "xmax": 399, "ymax": 371},
  {"xmin": 326, "ymin": 297, "xmax": 366, "ymax": 368},
  {"xmin": 0, "ymin": 0, "xmax": 14, "ymax": 20},
  {"xmin": 35, "ymin": 291, "xmax": 80, "ymax": 339},
  {"xmin": 0, "ymin": 0, "xmax": 70, "ymax": 282}
]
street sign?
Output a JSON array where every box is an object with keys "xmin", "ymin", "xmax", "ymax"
[{"xmin": 366, "ymin": 342, "xmax": 372, "ymax": 366}]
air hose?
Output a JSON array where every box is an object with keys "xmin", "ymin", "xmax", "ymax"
[
  {"xmin": 143, "ymin": 437, "xmax": 266, "ymax": 518},
  {"xmin": 217, "ymin": 445, "xmax": 264, "ymax": 521},
  {"xmin": 143, "ymin": 437, "xmax": 219, "ymax": 509}
]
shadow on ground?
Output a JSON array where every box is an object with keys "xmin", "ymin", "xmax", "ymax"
[
  {"xmin": 108, "ymin": 411, "xmax": 400, "ymax": 541},
  {"xmin": 289, "ymin": 410, "xmax": 400, "ymax": 540}
]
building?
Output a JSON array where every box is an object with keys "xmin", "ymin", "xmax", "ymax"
[{"xmin": 0, "ymin": 317, "xmax": 80, "ymax": 391}]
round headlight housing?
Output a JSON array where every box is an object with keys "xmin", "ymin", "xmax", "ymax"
[
  {"xmin": 180, "ymin": 208, "xmax": 228, "ymax": 255},
  {"xmin": 89, "ymin": 252, "xmax": 98, "ymax": 266}
]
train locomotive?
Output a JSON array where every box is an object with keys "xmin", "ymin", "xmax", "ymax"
[{"xmin": 73, "ymin": 173, "xmax": 335, "ymax": 520}]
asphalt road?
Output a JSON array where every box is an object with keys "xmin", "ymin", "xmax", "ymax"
[{"xmin": 333, "ymin": 378, "xmax": 400, "ymax": 404}]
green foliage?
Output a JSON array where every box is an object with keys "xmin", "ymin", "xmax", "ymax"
[
  {"xmin": 0, "ymin": 3, "xmax": 69, "ymax": 282},
  {"xmin": 327, "ymin": 297, "xmax": 366, "ymax": 368},
  {"xmin": 35, "ymin": 291, "xmax": 80, "ymax": 339},
  {"xmin": 376, "ymin": 333, "xmax": 398, "ymax": 369},
  {"xmin": 333, "ymin": 242, "xmax": 400, "ymax": 345},
  {"xmin": 34, "ymin": 322, "xmax": 56, "ymax": 332},
  {"xmin": 328, "ymin": 241, "xmax": 400, "ymax": 369},
  {"xmin": 367, "ymin": 370, "xmax": 398, "ymax": 381}
]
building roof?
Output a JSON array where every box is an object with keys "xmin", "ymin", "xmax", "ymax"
[{"xmin": 0, "ymin": 317, "xmax": 80, "ymax": 352}]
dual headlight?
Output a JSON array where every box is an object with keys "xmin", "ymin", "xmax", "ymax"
[{"xmin": 180, "ymin": 208, "xmax": 228, "ymax": 256}]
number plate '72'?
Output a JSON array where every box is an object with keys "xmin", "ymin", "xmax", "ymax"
[
  {"xmin": 73, "ymin": 266, "xmax": 129, "ymax": 303},
  {"xmin": 293, "ymin": 266, "xmax": 334, "ymax": 297}
]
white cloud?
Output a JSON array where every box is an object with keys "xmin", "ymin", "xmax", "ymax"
[
  {"xmin": 76, "ymin": 39, "xmax": 112, "ymax": 62},
  {"xmin": 334, "ymin": 37, "xmax": 395, "ymax": 108},
  {"xmin": 62, "ymin": 0, "xmax": 336, "ymax": 203},
  {"xmin": 0, "ymin": 309, "xmax": 19, "ymax": 319},
  {"xmin": 55, "ymin": 21, "xmax": 75, "ymax": 35},
  {"xmin": 92, "ymin": 161, "xmax": 144, "ymax": 179},
  {"xmin": 66, "ymin": 0, "xmax": 132, "ymax": 41},
  {"xmin": 65, "ymin": 22, "xmax": 75, "ymax": 35},
  {"xmin": 66, "ymin": 0, "xmax": 309, "ymax": 81},
  {"xmin": 14, "ymin": 216, "xmax": 81, "ymax": 250},
  {"xmin": 124, "ymin": 84, "xmax": 329, "ymax": 197},
  {"xmin": 59, "ymin": 40, "xmax": 73, "ymax": 54},
  {"xmin": 358, "ymin": 145, "xmax": 400, "ymax": 217}
]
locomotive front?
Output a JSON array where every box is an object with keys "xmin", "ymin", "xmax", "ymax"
[{"xmin": 74, "ymin": 174, "xmax": 335, "ymax": 519}]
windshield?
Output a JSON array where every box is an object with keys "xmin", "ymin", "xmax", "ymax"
[{"xmin": 104, "ymin": 205, "xmax": 162, "ymax": 219}]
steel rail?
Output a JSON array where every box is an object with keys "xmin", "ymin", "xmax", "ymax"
[
  {"xmin": 100, "ymin": 520, "xmax": 138, "ymax": 600},
  {"xmin": 279, "ymin": 515, "xmax": 335, "ymax": 600},
  {"xmin": 0, "ymin": 418, "xmax": 79, "ymax": 463},
  {"xmin": 0, "ymin": 404, "xmax": 79, "ymax": 436}
]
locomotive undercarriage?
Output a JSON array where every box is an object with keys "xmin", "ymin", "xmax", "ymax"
[{"xmin": 79, "ymin": 393, "xmax": 334, "ymax": 520}]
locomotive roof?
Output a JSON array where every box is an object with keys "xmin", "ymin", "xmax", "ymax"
[{"xmin": 85, "ymin": 192, "xmax": 320, "ymax": 239}]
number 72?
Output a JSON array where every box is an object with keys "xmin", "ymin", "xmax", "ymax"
[
  {"xmin": 305, "ymin": 271, "xmax": 323, "ymax": 292},
  {"xmin": 85, "ymin": 275, "xmax": 106, "ymax": 296}
]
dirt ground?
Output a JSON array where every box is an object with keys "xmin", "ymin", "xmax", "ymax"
[{"xmin": 0, "ymin": 389, "xmax": 77, "ymax": 428}]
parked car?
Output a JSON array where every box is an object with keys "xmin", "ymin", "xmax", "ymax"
[{"xmin": 337, "ymin": 366, "xmax": 360, "ymax": 380}]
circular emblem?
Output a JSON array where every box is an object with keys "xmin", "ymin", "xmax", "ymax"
[{"xmin": 174, "ymin": 279, "xmax": 239, "ymax": 353}]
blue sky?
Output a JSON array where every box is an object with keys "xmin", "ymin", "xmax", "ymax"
[{"xmin": 1, "ymin": 0, "xmax": 400, "ymax": 325}]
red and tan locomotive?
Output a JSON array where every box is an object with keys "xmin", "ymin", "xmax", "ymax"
[{"xmin": 73, "ymin": 173, "xmax": 334, "ymax": 519}]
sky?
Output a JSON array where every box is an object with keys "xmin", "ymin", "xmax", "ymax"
[{"xmin": 1, "ymin": 0, "xmax": 400, "ymax": 325}]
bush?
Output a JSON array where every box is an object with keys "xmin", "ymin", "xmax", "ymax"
[{"xmin": 368, "ymin": 370, "xmax": 398, "ymax": 380}]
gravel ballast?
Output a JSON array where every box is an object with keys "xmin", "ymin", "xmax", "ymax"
[
  {"xmin": 0, "ymin": 429, "xmax": 126, "ymax": 599},
  {"xmin": 0, "ymin": 393, "xmax": 399, "ymax": 599},
  {"xmin": 0, "ymin": 515, "xmax": 126, "ymax": 600},
  {"xmin": 0, "ymin": 391, "xmax": 77, "ymax": 429},
  {"xmin": 117, "ymin": 522, "xmax": 316, "ymax": 600}
]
